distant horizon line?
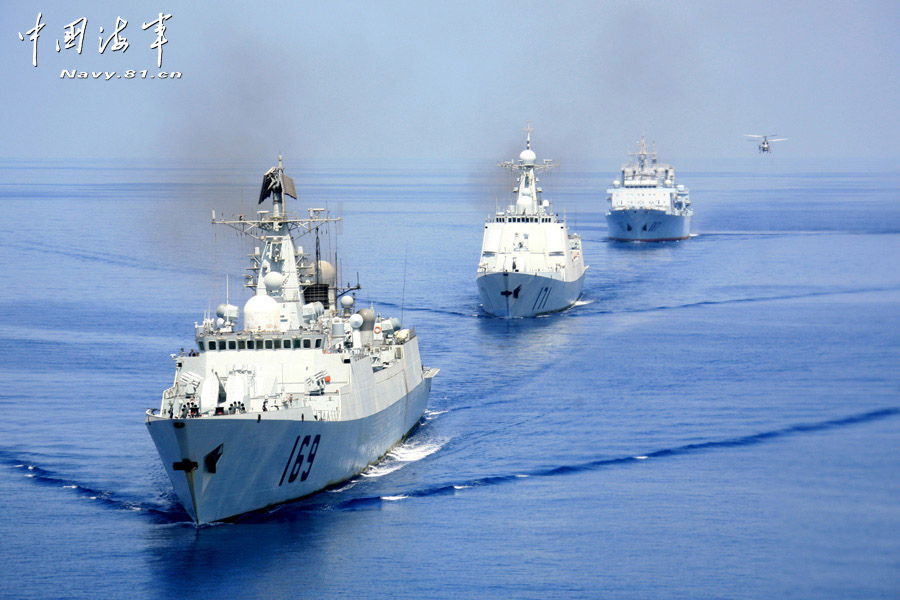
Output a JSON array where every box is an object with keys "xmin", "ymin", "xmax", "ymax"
[{"xmin": 0, "ymin": 155, "xmax": 895, "ymax": 166}]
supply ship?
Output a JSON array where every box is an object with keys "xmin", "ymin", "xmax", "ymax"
[
  {"xmin": 146, "ymin": 157, "xmax": 437, "ymax": 524},
  {"xmin": 606, "ymin": 136, "xmax": 692, "ymax": 241}
]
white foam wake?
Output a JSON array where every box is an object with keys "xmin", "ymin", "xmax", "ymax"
[
  {"xmin": 360, "ymin": 438, "xmax": 445, "ymax": 479},
  {"xmin": 381, "ymin": 495, "xmax": 408, "ymax": 501},
  {"xmin": 326, "ymin": 481, "xmax": 358, "ymax": 493}
]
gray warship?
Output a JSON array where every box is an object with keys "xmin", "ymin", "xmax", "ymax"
[
  {"xmin": 606, "ymin": 136, "xmax": 692, "ymax": 241},
  {"xmin": 145, "ymin": 157, "xmax": 437, "ymax": 524}
]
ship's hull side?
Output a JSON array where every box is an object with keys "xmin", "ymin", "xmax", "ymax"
[
  {"xmin": 477, "ymin": 271, "xmax": 584, "ymax": 318},
  {"xmin": 146, "ymin": 375, "xmax": 433, "ymax": 524},
  {"xmin": 606, "ymin": 209, "xmax": 691, "ymax": 242}
]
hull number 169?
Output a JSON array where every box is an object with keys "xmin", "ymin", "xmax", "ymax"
[{"xmin": 278, "ymin": 434, "xmax": 321, "ymax": 486}]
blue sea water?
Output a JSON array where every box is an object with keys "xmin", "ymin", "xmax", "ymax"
[{"xmin": 0, "ymin": 158, "xmax": 898, "ymax": 599}]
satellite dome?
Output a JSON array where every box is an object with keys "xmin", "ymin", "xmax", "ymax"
[
  {"xmin": 519, "ymin": 149, "xmax": 536, "ymax": 165},
  {"xmin": 263, "ymin": 271, "xmax": 283, "ymax": 291},
  {"xmin": 340, "ymin": 295, "xmax": 355, "ymax": 309},
  {"xmin": 516, "ymin": 196, "xmax": 532, "ymax": 214},
  {"xmin": 243, "ymin": 293, "xmax": 279, "ymax": 331},
  {"xmin": 305, "ymin": 260, "xmax": 336, "ymax": 285},
  {"xmin": 348, "ymin": 314, "xmax": 364, "ymax": 329},
  {"xmin": 216, "ymin": 303, "xmax": 239, "ymax": 321},
  {"xmin": 357, "ymin": 308, "xmax": 376, "ymax": 331}
]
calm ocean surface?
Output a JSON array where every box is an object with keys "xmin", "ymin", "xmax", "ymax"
[{"xmin": 0, "ymin": 158, "xmax": 898, "ymax": 599}]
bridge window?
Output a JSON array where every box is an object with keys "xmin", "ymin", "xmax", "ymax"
[
  {"xmin": 264, "ymin": 339, "xmax": 273, "ymax": 350},
  {"xmin": 228, "ymin": 340, "xmax": 236, "ymax": 350},
  {"xmin": 293, "ymin": 339, "xmax": 302, "ymax": 349},
  {"xmin": 283, "ymin": 339, "xmax": 291, "ymax": 349},
  {"xmin": 246, "ymin": 340, "xmax": 255, "ymax": 350},
  {"xmin": 315, "ymin": 338, "xmax": 322, "ymax": 348},
  {"xmin": 273, "ymin": 339, "xmax": 281, "ymax": 349},
  {"xmin": 303, "ymin": 338, "xmax": 311, "ymax": 349},
  {"xmin": 208, "ymin": 341, "xmax": 216, "ymax": 350},
  {"xmin": 238, "ymin": 340, "xmax": 246, "ymax": 350},
  {"xmin": 198, "ymin": 341, "xmax": 205, "ymax": 352}
]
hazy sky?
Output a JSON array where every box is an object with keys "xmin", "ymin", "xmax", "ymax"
[{"xmin": 3, "ymin": 1, "xmax": 899, "ymax": 163}]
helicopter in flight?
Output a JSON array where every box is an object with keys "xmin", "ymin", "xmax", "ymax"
[{"xmin": 745, "ymin": 134, "xmax": 787, "ymax": 153}]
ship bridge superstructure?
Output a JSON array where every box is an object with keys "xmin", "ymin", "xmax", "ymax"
[
  {"xmin": 151, "ymin": 156, "xmax": 434, "ymax": 424},
  {"xmin": 607, "ymin": 136, "xmax": 690, "ymax": 214}
]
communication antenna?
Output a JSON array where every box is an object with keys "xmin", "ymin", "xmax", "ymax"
[
  {"xmin": 314, "ymin": 223, "xmax": 321, "ymax": 285},
  {"xmin": 213, "ymin": 209, "xmax": 218, "ymax": 307},
  {"xmin": 400, "ymin": 246, "xmax": 408, "ymax": 326}
]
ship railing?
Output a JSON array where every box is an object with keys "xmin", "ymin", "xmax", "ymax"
[{"xmin": 313, "ymin": 409, "xmax": 340, "ymax": 422}]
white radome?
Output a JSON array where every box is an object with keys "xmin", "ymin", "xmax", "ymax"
[
  {"xmin": 263, "ymin": 271, "xmax": 284, "ymax": 291},
  {"xmin": 310, "ymin": 260, "xmax": 336, "ymax": 285},
  {"xmin": 519, "ymin": 149, "xmax": 536, "ymax": 165},
  {"xmin": 243, "ymin": 293, "xmax": 279, "ymax": 331}
]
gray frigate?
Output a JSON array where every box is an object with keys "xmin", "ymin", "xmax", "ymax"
[
  {"xmin": 476, "ymin": 125, "xmax": 586, "ymax": 317},
  {"xmin": 146, "ymin": 157, "xmax": 438, "ymax": 524}
]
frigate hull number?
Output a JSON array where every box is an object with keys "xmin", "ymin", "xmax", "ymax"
[{"xmin": 278, "ymin": 434, "xmax": 321, "ymax": 486}]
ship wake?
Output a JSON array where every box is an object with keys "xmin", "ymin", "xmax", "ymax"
[
  {"xmin": 321, "ymin": 407, "xmax": 900, "ymax": 511},
  {"xmin": 0, "ymin": 449, "xmax": 186, "ymax": 523},
  {"xmin": 12, "ymin": 408, "xmax": 895, "ymax": 524}
]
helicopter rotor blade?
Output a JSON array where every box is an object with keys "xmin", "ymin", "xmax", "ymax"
[
  {"xmin": 770, "ymin": 138, "xmax": 787, "ymax": 142},
  {"xmin": 744, "ymin": 134, "xmax": 763, "ymax": 138}
]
